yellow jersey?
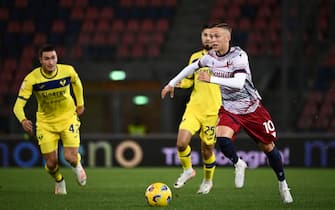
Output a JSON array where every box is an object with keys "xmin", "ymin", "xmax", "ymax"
[
  {"xmin": 13, "ymin": 64, "xmax": 84, "ymax": 127},
  {"xmin": 179, "ymin": 49, "xmax": 221, "ymax": 115}
]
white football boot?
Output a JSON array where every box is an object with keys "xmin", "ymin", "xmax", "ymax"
[
  {"xmin": 234, "ymin": 158, "xmax": 247, "ymax": 188},
  {"xmin": 197, "ymin": 179, "xmax": 213, "ymax": 194},
  {"xmin": 55, "ymin": 179, "xmax": 67, "ymax": 195},
  {"xmin": 174, "ymin": 169, "xmax": 196, "ymax": 188},
  {"xmin": 279, "ymin": 180, "xmax": 293, "ymax": 203},
  {"xmin": 72, "ymin": 162, "xmax": 87, "ymax": 186}
]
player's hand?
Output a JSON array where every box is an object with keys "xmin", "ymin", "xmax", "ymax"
[
  {"xmin": 161, "ymin": 85, "xmax": 175, "ymax": 99},
  {"xmin": 76, "ymin": 106, "xmax": 85, "ymax": 116},
  {"xmin": 21, "ymin": 119, "xmax": 34, "ymax": 136},
  {"xmin": 198, "ymin": 71, "xmax": 210, "ymax": 82}
]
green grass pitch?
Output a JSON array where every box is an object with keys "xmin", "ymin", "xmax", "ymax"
[{"xmin": 0, "ymin": 167, "xmax": 334, "ymax": 210}]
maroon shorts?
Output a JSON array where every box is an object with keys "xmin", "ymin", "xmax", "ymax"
[{"xmin": 218, "ymin": 103, "xmax": 277, "ymax": 144}]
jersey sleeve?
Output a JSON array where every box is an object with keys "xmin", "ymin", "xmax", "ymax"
[
  {"xmin": 13, "ymin": 76, "xmax": 33, "ymax": 122},
  {"xmin": 168, "ymin": 61, "xmax": 199, "ymax": 87},
  {"xmin": 178, "ymin": 52, "xmax": 200, "ymax": 88},
  {"xmin": 198, "ymin": 54, "xmax": 211, "ymax": 68},
  {"xmin": 210, "ymin": 73, "xmax": 247, "ymax": 89},
  {"xmin": 70, "ymin": 67, "xmax": 84, "ymax": 107},
  {"xmin": 232, "ymin": 51, "xmax": 249, "ymax": 74}
]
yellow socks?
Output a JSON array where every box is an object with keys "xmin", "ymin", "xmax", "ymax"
[
  {"xmin": 75, "ymin": 153, "xmax": 81, "ymax": 167},
  {"xmin": 45, "ymin": 165, "xmax": 63, "ymax": 182},
  {"xmin": 178, "ymin": 145, "xmax": 192, "ymax": 170},
  {"xmin": 203, "ymin": 153, "xmax": 216, "ymax": 181}
]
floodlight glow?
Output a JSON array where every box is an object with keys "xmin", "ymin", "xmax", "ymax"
[
  {"xmin": 109, "ymin": 70, "xmax": 126, "ymax": 80},
  {"xmin": 133, "ymin": 95, "xmax": 149, "ymax": 105}
]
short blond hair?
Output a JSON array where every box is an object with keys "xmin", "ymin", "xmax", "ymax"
[{"xmin": 212, "ymin": 22, "xmax": 232, "ymax": 33}]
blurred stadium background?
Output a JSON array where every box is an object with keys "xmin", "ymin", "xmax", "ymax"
[{"xmin": 0, "ymin": 0, "xmax": 334, "ymax": 168}]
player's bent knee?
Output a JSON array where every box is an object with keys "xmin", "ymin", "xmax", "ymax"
[
  {"xmin": 45, "ymin": 160, "xmax": 58, "ymax": 170},
  {"xmin": 258, "ymin": 142, "xmax": 274, "ymax": 153},
  {"xmin": 176, "ymin": 145, "xmax": 188, "ymax": 152},
  {"xmin": 64, "ymin": 154, "xmax": 78, "ymax": 165}
]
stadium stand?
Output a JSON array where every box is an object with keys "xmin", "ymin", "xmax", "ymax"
[
  {"xmin": 209, "ymin": 0, "xmax": 283, "ymax": 56},
  {"xmin": 0, "ymin": 0, "xmax": 178, "ymax": 88},
  {"xmin": 295, "ymin": 0, "xmax": 335, "ymax": 132},
  {"xmin": 297, "ymin": 67, "xmax": 335, "ymax": 132}
]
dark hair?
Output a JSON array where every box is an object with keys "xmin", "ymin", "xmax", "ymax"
[
  {"xmin": 212, "ymin": 22, "xmax": 232, "ymax": 33},
  {"xmin": 38, "ymin": 44, "xmax": 56, "ymax": 57},
  {"xmin": 202, "ymin": 24, "xmax": 211, "ymax": 30}
]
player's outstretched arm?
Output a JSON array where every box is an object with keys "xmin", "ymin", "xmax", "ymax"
[
  {"xmin": 161, "ymin": 61, "xmax": 199, "ymax": 99},
  {"xmin": 167, "ymin": 62, "xmax": 199, "ymax": 87}
]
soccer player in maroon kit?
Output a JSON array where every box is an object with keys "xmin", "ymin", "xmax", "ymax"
[{"xmin": 161, "ymin": 23, "xmax": 293, "ymax": 204}]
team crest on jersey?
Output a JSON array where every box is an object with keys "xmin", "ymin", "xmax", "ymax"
[
  {"xmin": 60, "ymin": 79, "xmax": 67, "ymax": 86},
  {"xmin": 224, "ymin": 60, "xmax": 233, "ymax": 68},
  {"xmin": 37, "ymin": 134, "xmax": 43, "ymax": 141}
]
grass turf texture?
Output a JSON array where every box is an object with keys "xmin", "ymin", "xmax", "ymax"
[{"xmin": 0, "ymin": 168, "xmax": 334, "ymax": 210}]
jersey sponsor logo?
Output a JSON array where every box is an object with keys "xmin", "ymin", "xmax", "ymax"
[
  {"xmin": 197, "ymin": 67, "xmax": 210, "ymax": 74},
  {"xmin": 213, "ymin": 71, "xmax": 233, "ymax": 78},
  {"xmin": 41, "ymin": 90, "xmax": 66, "ymax": 98}
]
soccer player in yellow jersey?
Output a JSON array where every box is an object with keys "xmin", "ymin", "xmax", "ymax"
[
  {"xmin": 13, "ymin": 44, "xmax": 87, "ymax": 195},
  {"xmin": 167, "ymin": 25, "xmax": 221, "ymax": 194}
]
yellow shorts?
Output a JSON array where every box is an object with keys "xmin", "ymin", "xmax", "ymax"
[
  {"xmin": 179, "ymin": 108, "xmax": 218, "ymax": 146},
  {"xmin": 36, "ymin": 113, "xmax": 81, "ymax": 154}
]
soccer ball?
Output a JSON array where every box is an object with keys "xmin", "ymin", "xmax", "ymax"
[{"xmin": 145, "ymin": 182, "xmax": 172, "ymax": 207}]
